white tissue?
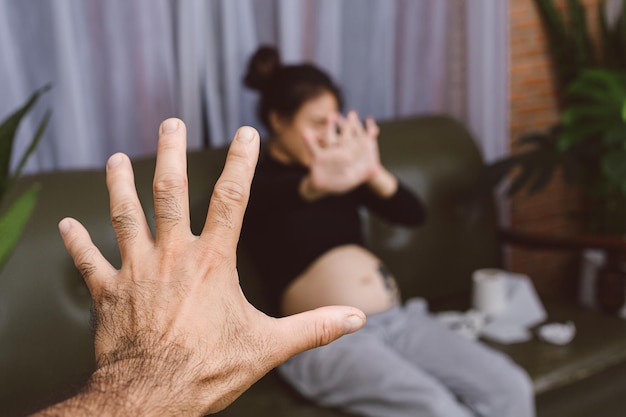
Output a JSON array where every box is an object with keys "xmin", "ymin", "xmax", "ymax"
[
  {"xmin": 480, "ymin": 322, "xmax": 532, "ymax": 344},
  {"xmin": 498, "ymin": 273, "xmax": 546, "ymax": 325},
  {"xmin": 438, "ymin": 272, "xmax": 567, "ymax": 345},
  {"xmin": 537, "ymin": 322, "xmax": 576, "ymax": 345},
  {"xmin": 478, "ymin": 271, "xmax": 547, "ymax": 344},
  {"xmin": 436, "ymin": 310, "xmax": 486, "ymax": 340}
]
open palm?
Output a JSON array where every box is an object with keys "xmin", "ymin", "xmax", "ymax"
[{"xmin": 305, "ymin": 112, "xmax": 381, "ymax": 195}]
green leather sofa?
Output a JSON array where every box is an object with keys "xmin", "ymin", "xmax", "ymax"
[{"xmin": 2, "ymin": 115, "xmax": 626, "ymax": 416}]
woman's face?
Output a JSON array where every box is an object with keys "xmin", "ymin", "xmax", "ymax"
[{"xmin": 269, "ymin": 91, "xmax": 339, "ymax": 166}]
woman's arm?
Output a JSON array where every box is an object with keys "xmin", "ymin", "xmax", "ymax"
[
  {"xmin": 366, "ymin": 166, "xmax": 398, "ymax": 198},
  {"xmin": 356, "ymin": 175, "xmax": 426, "ymax": 227}
]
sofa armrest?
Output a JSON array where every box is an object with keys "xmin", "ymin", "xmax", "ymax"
[
  {"xmin": 499, "ymin": 228, "xmax": 626, "ymax": 255},
  {"xmin": 500, "ymin": 228, "xmax": 626, "ymax": 313}
]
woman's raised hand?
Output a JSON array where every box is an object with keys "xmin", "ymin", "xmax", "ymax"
[{"xmin": 301, "ymin": 111, "xmax": 382, "ymax": 198}]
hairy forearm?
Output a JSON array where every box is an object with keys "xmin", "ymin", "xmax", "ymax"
[
  {"xmin": 31, "ymin": 346, "xmax": 206, "ymax": 417},
  {"xmin": 30, "ymin": 379, "xmax": 139, "ymax": 417}
]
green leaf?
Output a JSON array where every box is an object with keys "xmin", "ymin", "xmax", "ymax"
[
  {"xmin": 602, "ymin": 151, "xmax": 626, "ymax": 186},
  {"xmin": 483, "ymin": 155, "xmax": 525, "ymax": 189},
  {"xmin": 529, "ymin": 162, "xmax": 558, "ymax": 193},
  {"xmin": 0, "ymin": 84, "xmax": 51, "ymax": 199},
  {"xmin": 562, "ymin": 153, "xmax": 585, "ymax": 183},
  {"xmin": 567, "ymin": 80, "xmax": 616, "ymax": 103},
  {"xmin": 603, "ymin": 124, "xmax": 626, "ymax": 146},
  {"xmin": 0, "ymin": 184, "xmax": 39, "ymax": 270},
  {"xmin": 533, "ymin": 0, "xmax": 580, "ymax": 90},
  {"xmin": 10, "ymin": 109, "xmax": 51, "ymax": 186},
  {"xmin": 559, "ymin": 122, "xmax": 608, "ymax": 150},
  {"xmin": 568, "ymin": 0, "xmax": 594, "ymax": 68},
  {"xmin": 507, "ymin": 163, "xmax": 538, "ymax": 197},
  {"xmin": 517, "ymin": 131, "xmax": 555, "ymax": 148},
  {"xmin": 567, "ymin": 69, "xmax": 626, "ymax": 103},
  {"xmin": 562, "ymin": 104, "xmax": 621, "ymax": 126}
]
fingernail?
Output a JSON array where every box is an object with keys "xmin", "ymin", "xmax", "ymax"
[
  {"xmin": 343, "ymin": 314, "xmax": 365, "ymax": 335},
  {"xmin": 161, "ymin": 118, "xmax": 179, "ymax": 134},
  {"xmin": 107, "ymin": 153, "xmax": 123, "ymax": 169},
  {"xmin": 237, "ymin": 126, "xmax": 255, "ymax": 143},
  {"xmin": 58, "ymin": 218, "xmax": 71, "ymax": 235}
]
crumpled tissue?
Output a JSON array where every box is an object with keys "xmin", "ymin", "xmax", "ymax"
[
  {"xmin": 537, "ymin": 321, "xmax": 576, "ymax": 345},
  {"xmin": 437, "ymin": 271, "xmax": 551, "ymax": 344}
]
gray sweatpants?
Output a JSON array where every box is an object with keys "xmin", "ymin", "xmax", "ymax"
[{"xmin": 278, "ymin": 299, "xmax": 535, "ymax": 417}]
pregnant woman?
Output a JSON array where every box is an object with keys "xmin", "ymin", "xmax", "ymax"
[{"xmin": 240, "ymin": 46, "xmax": 534, "ymax": 417}]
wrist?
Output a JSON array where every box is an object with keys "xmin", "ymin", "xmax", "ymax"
[
  {"xmin": 94, "ymin": 344, "xmax": 207, "ymax": 416},
  {"xmin": 367, "ymin": 163, "xmax": 384, "ymax": 181},
  {"xmin": 299, "ymin": 175, "xmax": 326, "ymax": 202},
  {"xmin": 82, "ymin": 357, "xmax": 196, "ymax": 417},
  {"xmin": 367, "ymin": 167, "xmax": 398, "ymax": 198},
  {"xmin": 34, "ymin": 346, "xmax": 205, "ymax": 417}
]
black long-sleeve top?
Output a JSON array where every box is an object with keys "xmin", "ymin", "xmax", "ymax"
[{"xmin": 240, "ymin": 151, "xmax": 427, "ymax": 315}]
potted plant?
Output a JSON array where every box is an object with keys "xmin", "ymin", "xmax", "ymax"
[
  {"xmin": 488, "ymin": 0, "xmax": 626, "ymax": 236},
  {"xmin": 487, "ymin": 0, "xmax": 626, "ymax": 313},
  {"xmin": 0, "ymin": 85, "xmax": 51, "ymax": 271}
]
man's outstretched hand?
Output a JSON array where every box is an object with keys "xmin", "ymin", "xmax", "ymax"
[{"xmin": 34, "ymin": 118, "xmax": 365, "ymax": 417}]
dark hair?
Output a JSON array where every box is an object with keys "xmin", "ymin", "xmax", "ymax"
[{"xmin": 243, "ymin": 45, "xmax": 343, "ymax": 132}]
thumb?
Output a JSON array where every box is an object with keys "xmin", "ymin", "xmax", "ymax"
[{"xmin": 271, "ymin": 306, "xmax": 366, "ymax": 362}]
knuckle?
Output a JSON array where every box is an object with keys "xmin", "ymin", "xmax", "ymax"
[
  {"xmin": 153, "ymin": 174, "xmax": 186, "ymax": 227},
  {"xmin": 156, "ymin": 245, "xmax": 186, "ymax": 271},
  {"xmin": 314, "ymin": 317, "xmax": 338, "ymax": 347},
  {"xmin": 196, "ymin": 241, "xmax": 233, "ymax": 273},
  {"xmin": 110, "ymin": 202, "xmax": 140, "ymax": 242},
  {"xmin": 154, "ymin": 199, "xmax": 183, "ymax": 227},
  {"xmin": 153, "ymin": 172, "xmax": 187, "ymax": 196},
  {"xmin": 78, "ymin": 262, "xmax": 98, "ymax": 280},
  {"xmin": 213, "ymin": 180, "xmax": 247, "ymax": 203},
  {"xmin": 206, "ymin": 199, "xmax": 234, "ymax": 231},
  {"xmin": 110, "ymin": 199, "xmax": 136, "ymax": 219},
  {"xmin": 213, "ymin": 179, "xmax": 246, "ymax": 206},
  {"xmin": 74, "ymin": 247, "xmax": 99, "ymax": 279}
]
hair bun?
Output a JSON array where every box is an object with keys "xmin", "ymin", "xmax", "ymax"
[{"xmin": 243, "ymin": 45, "xmax": 282, "ymax": 91}]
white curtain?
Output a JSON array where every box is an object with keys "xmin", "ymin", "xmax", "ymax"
[
  {"xmin": 0, "ymin": 0, "xmax": 505, "ymax": 173},
  {"xmin": 466, "ymin": 0, "xmax": 509, "ymax": 163},
  {"xmin": 0, "ymin": 0, "xmax": 176, "ymax": 173},
  {"xmin": 180, "ymin": 0, "xmax": 453, "ymax": 145}
]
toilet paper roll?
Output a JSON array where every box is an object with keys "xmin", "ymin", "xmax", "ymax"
[{"xmin": 472, "ymin": 269, "xmax": 507, "ymax": 316}]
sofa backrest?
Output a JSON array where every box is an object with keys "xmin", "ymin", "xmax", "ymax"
[
  {"xmin": 0, "ymin": 115, "xmax": 500, "ymax": 416},
  {"xmin": 0, "ymin": 147, "xmax": 229, "ymax": 416},
  {"xmin": 369, "ymin": 116, "xmax": 500, "ymax": 303}
]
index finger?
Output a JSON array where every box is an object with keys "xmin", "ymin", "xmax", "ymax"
[{"xmin": 201, "ymin": 126, "xmax": 260, "ymax": 254}]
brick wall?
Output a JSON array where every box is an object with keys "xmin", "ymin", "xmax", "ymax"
[{"xmin": 507, "ymin": 0, "xmax": 602, "ymax": 298}]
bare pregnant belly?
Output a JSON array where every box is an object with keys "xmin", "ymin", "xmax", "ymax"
[{"xmin": 281, "ymin": 244, "xmax": 401, "ymax": 316}]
